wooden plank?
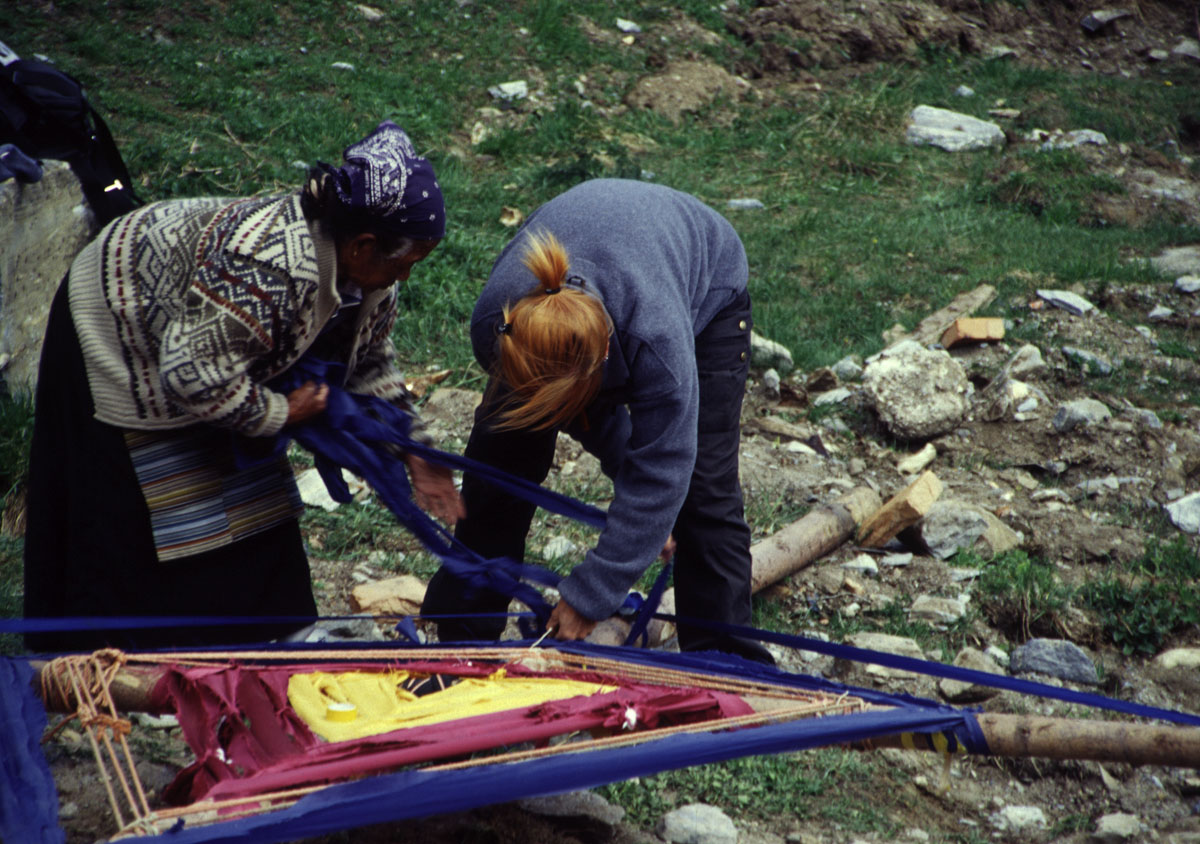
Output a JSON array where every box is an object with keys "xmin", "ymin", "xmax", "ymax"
[{"xmin": 856, "ymin": 471, "xmax": 942, "ymax": 548}]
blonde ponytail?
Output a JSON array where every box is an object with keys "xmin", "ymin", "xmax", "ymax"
[{"xmin": 494, "ymin": 231, "xmax": 611, "ymax": 430}]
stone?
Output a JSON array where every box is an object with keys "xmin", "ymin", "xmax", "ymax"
[
  {"xmin": 658, "ymin": 803, "xmax": 738, "ymax": 844},
  {"xmin": 350, "ymin": 575, "xmax": 427, "ymax": 617},
  {"xmin": 1150, "ymin": 246, "xmax": 1200, "ymax": 276},
  {"xmin": 1176, "ymin": 275, "xmax": 1200, "ymax": 294},
  {"xmin": 906, "ymin": 105, "xmax": 1005, "ymax": 152},
  {"xmin": 750, "ymin": 331, "xmax": 794, "ymax": 375},
  {"xmin": 841, "ymin": 632, "xmax": 926, "ymax": 681},
  {"xmin": 542, "ymin": 535, "xmax": 581, "ymax": 559},
  {"xmin": 519, "ymin": 790, "xmax": 625, "ymax": 826},
  {"xmin": 0, "ymin": 160, "xmax": 96, "ymax": 393},
  {"xmin": 1011, "ymin": 638, "xmax": 1098, "ymax": 685},
  {"xmin": 1173, "ymin": 38, "xmax": 1200, "ymax": 63},
  {"xmin": 1039, "ymin": 128, "xmax": 1108, "ymax": 150},
  {"xmin": 1062, "ymin": 346, "xmax": 1113, "ymax": 376},
  {"xmin": 488, "ymin": 80, "xmax": 529, "ymax": 101},
  {"xmin": 1004, "ymin": 344, "xmax": 1046, "ymax": 377},
  {"xmin": 938, "ymin": 646, "xmax": 1004, "ymax": 703},
  {"xmin": 1092, "ymin": 812, "xmax": 1143, "ymax": 843},
  {"xmin": 726, "ymin": 198, "xmax": 765, "ymax": 210},
  {"xmin": 863, "ymin": 343, "xmax": 969, "ymax": 440},
  {"xmin": 1165, "ymin": 492, "xmax": 1200, "ymax": 533},
  {"xmin": 1037, "ymin": 288, "xmax": 1095, "ymax": 315},
  {"xmin": 896, "ymin": 443, "xmax": 937, "ymax": 475},
  {"xmin": 909, "ymin": 594, "xmax": 968, "ymax": 625},
  {"xmin": 990, "ymin": 805, "xmax": 1047, "ymax": 832},
  {"xmin": 914, "ymin": 499, "xmax": 1020, "ymax": 560},
  {"xmin": 832, "ymin": 355, "xmax": 863, "ymax": 381},
  {"xmin": 1153, "ymin": 647, "xmax": 1200, "ymax": 670},
  {"xmin": 1053, "ymin": 399, "xmax": 1112, "ymax": 433}
]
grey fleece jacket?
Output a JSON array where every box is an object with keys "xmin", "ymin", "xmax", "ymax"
[{"xmin": 470, "ymin": 178, "xmax": 749, "ymax": 620}]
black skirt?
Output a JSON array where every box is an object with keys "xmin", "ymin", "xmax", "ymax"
[{"xmin": 22, "ymin": 279, "xmax": 317, "ymax": 652}]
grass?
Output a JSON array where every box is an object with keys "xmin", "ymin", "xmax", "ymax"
[
  {"xmin": 599, "ymin": 747, "xmax": 899, "ymax": 834},
  {"xmin": 3, "ymin": 2, "xmax": 1200, "ymax": 832}
]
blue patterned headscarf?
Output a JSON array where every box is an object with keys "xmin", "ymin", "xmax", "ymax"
[{"xmin": 319, "ymin": 120, "xmax": 445, "ymax": 239}]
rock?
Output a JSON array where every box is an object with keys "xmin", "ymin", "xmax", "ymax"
[
  {"xmin": 832, "ymin": 355, "xmax": 863, "ymax": 381},
  {"xmin": 842, "ymin": 554, "xmax": 879, "ymax": 576},
  {"xmin": 1150, "ymin": 246, "xmax": 1200, "ymax": 276},
  {"xmin": 863, "ymin": 343, "xmax": 969, "ymax": 440},
  {"xmin": 1148, "ymin": 305, "xmax": 1174, "ymax": 320},
  {"xmin": 909, "ymin": 594, "xmax": 968, "ymax": 625},
  {"xmin": 985, "ymin": 645, "xmax": 1010, "ymax": 668},
  {"xmin": 939, "ymin": 646, "xmax": 1004, "ymax": 703},
  {"xmin": 519, "ymin": 790, "xmax": 625, "ymax": 826},
  {"xmin": 1062, "ymin": 346, "xmax": 1113, "ymax": 376},
  {"xmin": 990, "ymin": 805, "xmax": 1047, "ymax": 832},
  {"xmin": 542, "ymin": 535, "xmax": 581, "ymax": 559},
  {"xmin": 812, "ymin": 387, "xmax": 852, "ymax": 406},
  {"xmin": 1173, "ymin": 38, "xmax": 1200, "ymax": 63},
  {"xmin": 1080, "ymin": 9, "xmax": 1132, "ymax": 34},
  {"xmin": 296, "ymin": 467, "xmax": 369, "ymax": 511},
  {"xmin": 488, "ymin": 80, "xmax": 529, "ymax": 101},
  {"xmin": 1004, "ymin": 344, "xmax": 1046, "ymax": 378},
  {"xmin": 1176, "ymin": 275, "xmax": 1200, "ymax": 294},
  {"xmin": 330, "ymin": 61, "xmax": 356, "ymax": 71},
  {"xmin": 1164, "ymin": 492, "xmax": 1200, "ymax": 533},
  {"xmin": 1039, "ymin": 129, "xmax": 1108, "ymax": 150},
  {"xmin": 954, "ymin": 85, "xmax": 974, "ymax": 97},
  {"xmin": 761, "ymin": 368, "xmax": 781, "ymax": 400},
  {"xmin": 1037, "ymin": 289, "xmax": 1095, "ymax": 315},
  {"xmin": 896, "ymin": 443, "xmax": 937, "ymax": 475},
  {"xmin": 1053, "ymin": 399, "xmax": 1112, "ymax": 433},
  {"xmin": 840, "ymin": 632, "xmax": 926, "ymax": 681},
  {"xmin": 355, "ymin": 3, "xmax": 385, "ymax": 20},
  {"xmin": 750, "ymin": 331, "xmax": 794, "ymax": 375},
  {"xmin": 913, "ymin": 499, "xmax": 1021, "ymax": 560},
  {"xmin": 658, "ymin": 803, "xmax": 738, "ymax": 844},
  {"xmin": 615, "ymin": 17, "xmax": 641, "ymax": 34},
  {"xmin": 350, "ymin": 575, "xmax": 427, "ymax": 616},
  {"xmin": 1011, "ymin": 638, "xmax": 1099, "ymax": 685},
  {"xmin": 881, "ymin": 552, "xmax": 913, "ymax": 568},
  {"xmin": 1092, "ymin": 812, "xmax": 1143, "ymax": 843},
  {"xmin": 906, "ymin": 105, "xmax": 1005, "ymax": 152},
  {"xmin": 0, "ymin": 160, "xmax": 96, "ymax": 393},
  {"xmin": 726, "ymin": 198, "xmax": 765, "ymax": 210},
  {"xmin": 1153, "ymin": 648, "xmax": 1200, "ymax": 670}
]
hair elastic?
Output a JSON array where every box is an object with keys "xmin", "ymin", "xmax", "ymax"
[
  {"xmin": 544, "ymin": 286, "xmax": 561, "ymax": 295},
  {"xmin": 496, "ymin": 322, "xmax": 512, "ymax": 335}
]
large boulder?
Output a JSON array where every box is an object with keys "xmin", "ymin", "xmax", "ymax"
[
  {"xmin": 0, "ymin": 161, "xmax": 96, "ymax": 394},
  {"xmin": 863, "ymin": 340, "xmax": 970, "ymax": 440}
]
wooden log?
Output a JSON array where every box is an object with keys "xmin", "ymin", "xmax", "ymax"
[
  {"xmin": 749, "ymin": 486, "xmax": 881, "ymax": 593},
  {"xmin": 33, "ymin": 659, "xmax": 167, "ymax": 714},
  {"xmin": 856, "ymin": 470, "xmax": 942, "ymax": 548},
  {"xmin": 589, "ymin": 487, "xmax": 880, "ymax": 647},
  {"xmin": 852, "ymin": 713, "xmax": 1200, "ymax": 768}
]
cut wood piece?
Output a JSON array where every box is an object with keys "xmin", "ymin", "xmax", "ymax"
[
  {"xmin": 856, "ymin": 470, "xmax": 942, "ymax": 548},
  {"xmin": 940, "ymin": 317, "xmax": 1005, "ymax": 349},
  {"xmin": 897, "ymin": 284, "xmax": 998, "ymax": 347},
  {"xmin": 749, "ymin": 486, "xmax": 881, "ymax": 593}
]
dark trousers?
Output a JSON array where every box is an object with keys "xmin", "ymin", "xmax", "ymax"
[
  {"xmin": 424, "ymin": 290, "xmax": 770, "ymax": 662},
  {"xmin": 22, "ymin": 279, "xmax": 316, "ymax": 652}
]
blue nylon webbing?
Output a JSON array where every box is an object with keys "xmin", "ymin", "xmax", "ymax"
[{"xmin": 651, "ymin": 615, "xmax": 1200, "ymax": 727}]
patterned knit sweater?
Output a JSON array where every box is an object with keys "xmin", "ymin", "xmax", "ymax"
[{"xmin": 69, "ymin": 194, "xmax": 419, "ymax": 437}]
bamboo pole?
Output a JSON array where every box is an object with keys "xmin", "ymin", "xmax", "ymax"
[{"xmin": 853, "ymin": 713, "xmax": 1200, "ymax": 768}]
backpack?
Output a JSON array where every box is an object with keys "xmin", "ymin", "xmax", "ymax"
[{"xmin": 0, "ymin": 39, "xmax": 142, "ymax": 227}]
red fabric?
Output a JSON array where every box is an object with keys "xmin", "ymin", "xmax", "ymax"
[{"xmin": 159, "ymin": 660, "xmax": 753, "ymax": 804}]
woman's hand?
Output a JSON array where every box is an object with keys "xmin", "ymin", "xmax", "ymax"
[
  {"xmin": 660, "ymin": 533, "xmax": 677, "ymax": 561},
  {"xmin": 547, "ymin": 599, "xmax": 598, "ymax": 641},
  {"xmin": 286, "ymin": 381, "xmax": 329, "ymax": 425},
  {"xmin": 405, "ymin": 454, "xmax": 466, "ymax": 526}
]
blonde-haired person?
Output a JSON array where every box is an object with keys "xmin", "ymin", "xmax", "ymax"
[{"xmin": 423, "ymin": 178, "xmax": 772, "ymax": 664}]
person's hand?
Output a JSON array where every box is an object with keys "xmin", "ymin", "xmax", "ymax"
[
  {"xmin": 660, "ymin": 533, "xmax": 677, "ymax": 562},
  {"xmin": 547, "ymin": 599, "xmax": 598, "ymax": 641},
  {"xmin": 405, "ymin": 454, "xmax": 465, "ymax": 526},
  {"xmin": 286, "ymin": 381, "xmax": 329, "ymax": 425}
]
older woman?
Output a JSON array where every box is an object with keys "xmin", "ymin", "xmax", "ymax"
[
  {"xmin": 423, "ymin": 178, "xmax": 772, "ymax": 664},
  {"xmin": 23, "ymin": 120, "xmax": 462, "ymax": 651}
]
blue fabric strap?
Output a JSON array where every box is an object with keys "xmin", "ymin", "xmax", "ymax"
[
  {"xmin": 656, "ymin": 615, "xmax": 1200, "ymax": 727},
  {"xmin": 0, "ymin": 658, "xmax": 63, "ymax": 844}
]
